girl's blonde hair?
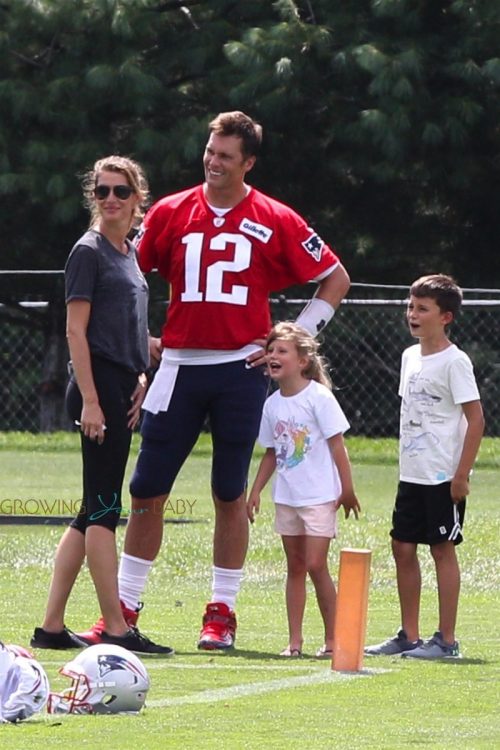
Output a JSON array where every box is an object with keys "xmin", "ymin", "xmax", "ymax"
[
  {"xmin": 81, "ymin": 155, "xmax": 150, "ymax": 230},
  {"xmin": 266, "ymin": 321, "xmax": 332, "ymax": 389}
]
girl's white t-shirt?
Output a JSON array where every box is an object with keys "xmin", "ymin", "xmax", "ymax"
[{"xmin": 258, "ymin": 380, "xmax": 350, "ymax": 507}]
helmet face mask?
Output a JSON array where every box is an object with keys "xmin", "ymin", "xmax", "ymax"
[
  {"xmin": 47, "ymin": 668, "xmax": 93, "ymax": 715},
  {"xmin": 48, "ymin": 644, "xmax": 150, "ymax": 715}
]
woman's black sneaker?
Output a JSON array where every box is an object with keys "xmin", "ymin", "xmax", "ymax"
[{"xmin": 30, "ymin": 626, "xmax": 87, "ymax": 649}]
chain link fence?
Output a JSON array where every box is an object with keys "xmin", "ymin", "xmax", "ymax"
[{"xmin": 1, "ymin": 272, "xmax": 499, "ymax": 436}]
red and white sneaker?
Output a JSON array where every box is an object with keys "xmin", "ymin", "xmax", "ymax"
[
  {"xmin": 197, "ymin": 602, "xmax": 237, "ymax": 650},
  {"xmin": 76, "ymin": 601, "xmax": 141, "ymax": 646}
]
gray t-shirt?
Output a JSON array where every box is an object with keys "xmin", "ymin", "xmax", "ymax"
[{"xmin": 65, "ymin": 229, "xmax": 149, "ymax": 373}]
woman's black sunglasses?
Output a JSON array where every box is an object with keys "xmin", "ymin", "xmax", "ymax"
[{"xmin": 94, "ymin": 184, "xmax": 134, "ymax": 200}]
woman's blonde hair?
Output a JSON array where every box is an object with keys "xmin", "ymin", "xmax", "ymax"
[
  {"xmin": 81, "ymin": 155, "xmax": 150, "ymax": 230},
  {"xmin": 266, "ymin": 321, "xmax": 332, "ymax": 389}
]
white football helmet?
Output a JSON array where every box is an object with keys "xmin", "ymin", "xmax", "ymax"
[
  {"xmin": 48, "ymin": 644, "xmax": 150, "ymax": 715},
  {"xmin": 0, "ymin": 642, "xmax": 50, "ymax": 722},
  {"xmin": 5, "ymin": 644, "xmax": 35, "ymax": 659}
]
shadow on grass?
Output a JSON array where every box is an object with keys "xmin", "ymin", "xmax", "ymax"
[
  {"xmin": 176, "ymin": 648, "xmax": 328, "ymax": 661},
  {"xmin": 284, "ymin": 654, "xmax": 487, "ymax": 666},
  {"xmin": 440, "ymin": 657, "xmax": 489, "ymax": 665},
  {"xmin": 398, "ymin": 656, "xmax": 489, "ymax": 666}
]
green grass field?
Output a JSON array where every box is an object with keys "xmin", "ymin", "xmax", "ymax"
[{"xmin": 0, "ymin": 434, "xmax": 499, "ymax": 749}]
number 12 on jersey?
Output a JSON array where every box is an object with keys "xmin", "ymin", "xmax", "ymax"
[{"xmin": 181, "ymin": 232, "xmax": 252, "ymax": 306}]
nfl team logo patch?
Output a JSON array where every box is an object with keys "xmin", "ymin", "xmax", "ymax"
[
  {"xmin": 134, "ymin": 225, "xmax": 146, "ymax": 247},
  {"xmin": 302, "ymin": 231, "xmax": 324, "ymax": 261}
]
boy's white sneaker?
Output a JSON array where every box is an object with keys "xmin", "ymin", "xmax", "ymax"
[
  {"xmin": 401, "ymin": 631, "xmax": 461, "ymax": 659},
  {"xmin": 365, "ymin": 628, "xmax": 423, "ymax": 656}
]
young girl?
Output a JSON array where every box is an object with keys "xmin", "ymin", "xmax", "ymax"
[{"xmin": 247, "ymin": 322, "xmax": 361, "ymax": 657}]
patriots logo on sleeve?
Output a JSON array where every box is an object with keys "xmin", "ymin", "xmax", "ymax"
[
  {"xmin": 133, "ymin": 225, "xmax": 146, "ymax": 248},
  {"xmin": 301, "ymin": 232, "xmax": 324, "ymax": 261}
]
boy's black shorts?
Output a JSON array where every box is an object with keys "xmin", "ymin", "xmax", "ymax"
[{"xmin": 390, "ymin": 481, "xmax": 466, "ymax": 546}]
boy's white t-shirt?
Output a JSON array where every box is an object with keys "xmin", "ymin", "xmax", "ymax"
[
  {"xmin": 258, "ymin": 380, "xmax": 350, "ymax": 507},
  {"xmin": 399, "ymin": 343, "xmax": 480, "ymax": 485}
]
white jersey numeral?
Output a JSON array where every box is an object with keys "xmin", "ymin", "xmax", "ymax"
[{"xmin": 181, "ymin": 232, "xmax": 251, "ymax": 305}]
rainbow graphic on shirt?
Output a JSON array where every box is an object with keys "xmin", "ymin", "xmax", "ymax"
[{"xmin": 274, "ymin": 417, "xmax": 311, "ymax": 470}]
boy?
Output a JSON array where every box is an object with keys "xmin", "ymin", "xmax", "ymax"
[{"xmin": 366, "ymin": 274, "xmax": 484, "ymax": 659}]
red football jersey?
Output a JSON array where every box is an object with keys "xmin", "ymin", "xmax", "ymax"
[{"xmin": 137, "ymin": 185, "xmax": 340, "ymax": 349}]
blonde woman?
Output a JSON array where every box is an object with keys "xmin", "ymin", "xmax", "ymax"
[{"xmin": 31, "ymin": 156, "xmax": 172, "ymax": 655}]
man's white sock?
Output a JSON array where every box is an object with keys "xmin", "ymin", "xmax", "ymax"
[
  {"xmin": 118, "ymin": 553, "xmax": 153, "ymax": 611},
  {"xmin": 211, "ymin": 566, "xmax": 243, "ymax": 611}
]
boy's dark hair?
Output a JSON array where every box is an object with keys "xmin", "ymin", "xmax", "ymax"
[
  {"xmin": 208, "ymin": 111, "xmax": 262, "ymax": 158},
  {"xmin": 410, "ymin": 274, "xmax": 463, "ymax": 318}
]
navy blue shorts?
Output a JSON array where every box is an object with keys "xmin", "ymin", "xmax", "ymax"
[
  {"xmin": 390, "ymin": 481, "xmax": 466, "ymax": 546},
  {"xmin": 130, "ymin": 360, "xmax": 269, "ymax": 502}
]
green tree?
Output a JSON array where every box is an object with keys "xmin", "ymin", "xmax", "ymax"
[
  {"xmin": 3, "ymin": 0, "xmax": 499, "ymax": 283},
  {"xmin": 0, "ymin": 0, "xmax": 277, "ymax": 428},
  {"xmin": 222, "ymin": 0, "xmax": 500, "ymax": 285},
  {"xmin": 1, "ymin": 0, "xmax": 500, "ymax": 430}
]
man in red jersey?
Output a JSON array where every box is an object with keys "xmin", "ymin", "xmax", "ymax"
[{"xmin": 79, "ymin": 112, "xmax": 350, "ymax": 651}]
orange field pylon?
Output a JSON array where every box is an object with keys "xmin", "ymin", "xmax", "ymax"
[{"xmin": 332, "ymin": 548, "xmax": 371, "ymax": 672}]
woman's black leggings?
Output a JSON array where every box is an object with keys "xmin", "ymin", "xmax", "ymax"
[{"xmin": 66, "ymin": 356, "xmax": 138, "ymax": 534}]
